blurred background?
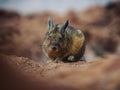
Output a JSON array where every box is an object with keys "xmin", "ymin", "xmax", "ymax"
[
  {"xmin": 0, "ymin": 1, "xmax": 120, "ymax": 90},
  {"xmin": 0, "ymin": 0, "xmax": 110, "ymax": 14},
  {"xmin": 0, "ymin": 0, "xmax": 120, "ymax": 61}
]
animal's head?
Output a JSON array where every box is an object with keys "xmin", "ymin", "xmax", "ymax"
[{"xmin": 43, "ymin": 17, "xmax": 69, "ymax": 53}]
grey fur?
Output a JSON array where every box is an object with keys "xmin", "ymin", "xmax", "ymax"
[{"xmin": 42, "ymin": 17, "xmax": 86, "ymax": 62}]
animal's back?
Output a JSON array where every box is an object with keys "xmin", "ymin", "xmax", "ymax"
[{"xmin": 57, "ymin": 24, "xmax": 86, "ymax": 61}]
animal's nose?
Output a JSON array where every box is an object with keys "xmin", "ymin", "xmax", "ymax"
[{"xmin": 52, "ymin": 46, "xmax": 57, "ymax": 51}]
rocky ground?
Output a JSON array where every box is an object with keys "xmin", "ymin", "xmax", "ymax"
[{"xmin": 0, "ymin": 1, "xmax": 120, "ymax": 90}]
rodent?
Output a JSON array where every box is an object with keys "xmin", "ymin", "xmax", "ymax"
[{"xmin": 42, "ymin": 17, "xmax": 86, "ymax": 62}]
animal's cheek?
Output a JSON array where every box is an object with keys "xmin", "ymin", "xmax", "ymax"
[
  {"xmin": 44, "ymin": 40, "xmax": 51, "ymax": 46},
  {"xmin": 59, "ymin": 42, "xmax": 63, "ymax": 47},
  {"xmin": 48, "ymin": 46, "xmax": 53, "ymax": 51},
  {"xmin": 61, "ymin": 41, "xmax": 67, "ymax": 47}
]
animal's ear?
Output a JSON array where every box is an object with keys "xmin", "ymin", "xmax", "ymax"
[
  {"xmin": 61, "ymin": 20, "xmax": 69, "ymax": 34},
  {"xmin": 48, "ymin": 17, "xmax": 54, "ymax": 30}
]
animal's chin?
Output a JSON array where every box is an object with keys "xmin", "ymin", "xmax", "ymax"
[{"xmin": 48, "ymin": 49, "xmax": 59, "ymax": 53}]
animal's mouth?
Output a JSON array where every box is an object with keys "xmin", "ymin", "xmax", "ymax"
[{"xmin": 48, "ymin": 48, "xmax": 59, "ymax": 52}]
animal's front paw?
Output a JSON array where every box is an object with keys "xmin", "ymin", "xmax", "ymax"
[
  {"xmin": 53, "ymin": 58, "xmax": 63, "ymax": 63},
  {"xmin": 46, "ymin": 60, "xmax": 53, "ymax": 64},
  {"xmin": 53, "ymin": 59, "xmax": 59, "ymax": 63},
  {"xmin": 68, "ymin": 56, "xmax": 75, "ymax": 61}
]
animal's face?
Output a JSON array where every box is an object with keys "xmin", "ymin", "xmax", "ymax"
[
  {"xmin": 43, "ymin": 17, "xmax": 69, "ymax": 53},
  {"xmin": 45, "ymin": 30, "xmax": 63, "ymax": 52}
]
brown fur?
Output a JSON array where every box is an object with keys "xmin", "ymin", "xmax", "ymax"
[
  {"xmin": 70, "ymin": 32, "xmax": 85, "ymax": 55},
  {"xmin": 42, "ymin": 18, "xmax": 86, "ymax": 62}
]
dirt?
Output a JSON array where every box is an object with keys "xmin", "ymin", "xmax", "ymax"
[{"xmin": 0, "ymin": 54, "xmax": 120, "ymax": 90}]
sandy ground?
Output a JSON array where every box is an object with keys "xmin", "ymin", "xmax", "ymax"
[{"xmin": 0, "ymin": 54, "xmax": 120, "ymax": 90}]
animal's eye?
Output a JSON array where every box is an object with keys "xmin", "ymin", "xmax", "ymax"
[
  {"xmin": 48, "ymin": 36, "xmax": 51, "ymax": 39},
  {"xmin": 59, "ymin": 37, "xmax": 62, "ymax": 40}
]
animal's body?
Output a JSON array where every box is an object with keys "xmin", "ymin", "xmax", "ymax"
[{"xmin": 42, "ymin": 17, "xmax": 86, "ymax": 62}]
